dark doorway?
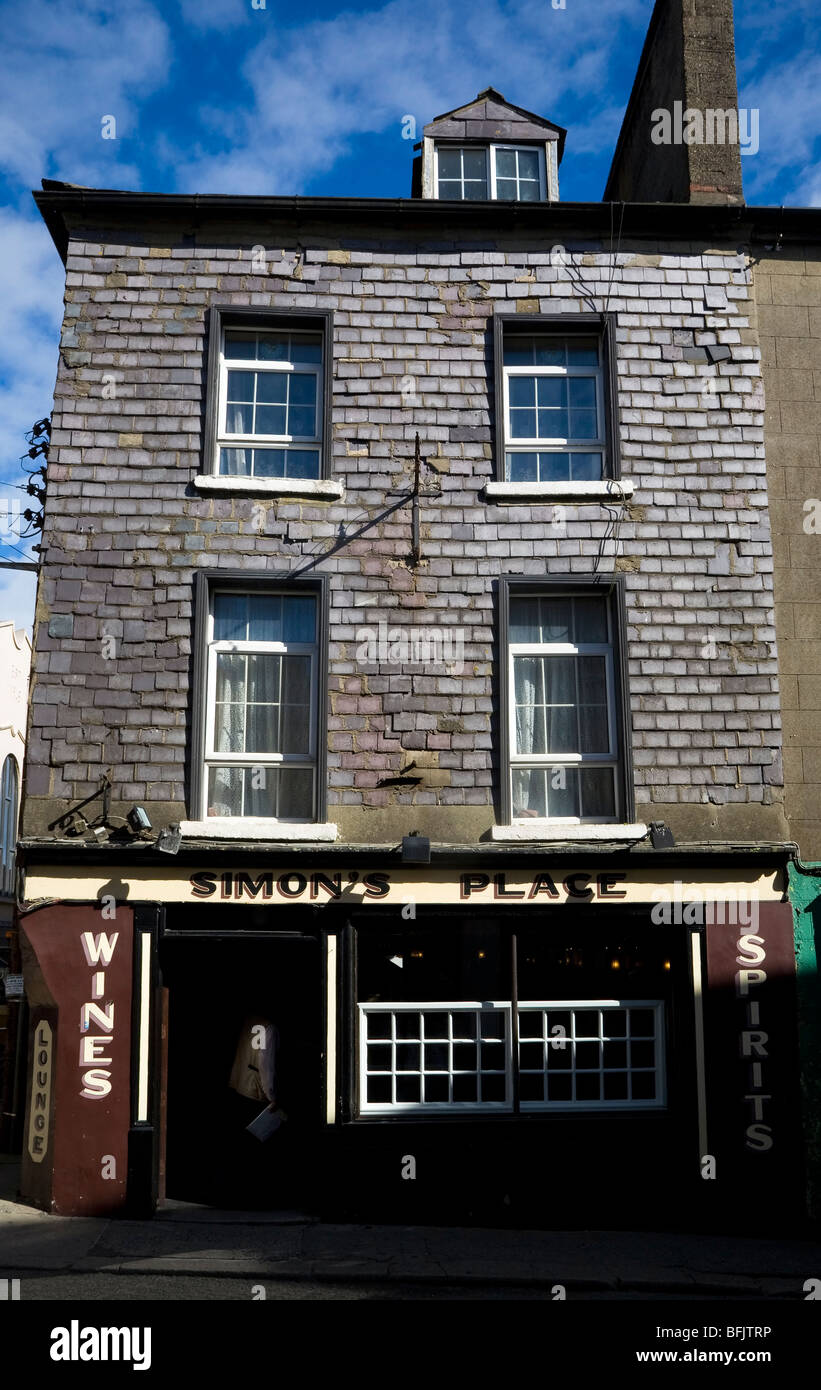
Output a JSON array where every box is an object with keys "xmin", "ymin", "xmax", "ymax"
[{"xmin": 160, "ymin": 933, "xmax": 322, "ymax": 1211}]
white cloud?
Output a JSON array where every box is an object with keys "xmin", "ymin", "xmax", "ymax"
[
  {"xmin": 177, "ymin": 0, "xmax": 250, "ymax": 32},
  {"xmin": 0, "ymin": 209, "xmax": 63, "ymax": 571},
  {"xmin": 0, "ymin": 566, "xmax": 36, "ymax": 639},
  {"xmin": 0, "ymin": 0, "xmax": 171, "ymax": 190},
  {"xmin": 171, "ymin": 0, "xmax": 648, "ymax": 194}
]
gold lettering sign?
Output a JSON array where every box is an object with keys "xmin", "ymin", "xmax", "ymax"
[{"xmin": 27, "ymin": 1021, "xmax": 52, "ymax": 1164}]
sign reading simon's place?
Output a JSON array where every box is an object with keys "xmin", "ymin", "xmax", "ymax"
[{"xmin": 24, "ymin": 865, "xmax": 785, "ymax": 907}]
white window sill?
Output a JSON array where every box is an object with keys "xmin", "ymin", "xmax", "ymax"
[
  {"xmin": 485, "ymin": 480, "xmax": 634, "ymax": 504},
  {"xmin": 491, "ymin": 822, "xmax": 647, "ymax": 843},
  {"xmin": 180, "ymin": 820, "xmax": 338, "ymax": 842},
  {"xmin": 194, "ymin": 475, "xmax": 345, "ymax": 500}
]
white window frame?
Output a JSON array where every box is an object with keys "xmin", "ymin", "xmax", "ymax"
[
  {"xmin": 358, "ymin": 999, "xmax": 665, "ymax": 1114},
  {"xmin": 508, "ymin": 594, "xmax": 621, "ymax": 824},
  {"xmin": 490, "ymin": 144, "xmax": 547, "ymax": 200},
  {"xmin": 433, "ymin": 143, "xmax": 547, "ymax": 202},
  {"xmin": 202, "ymin": 588, "xmax": 319, "ymax": 822},
  {"xmin": 503, "ymin": 336, "xmax": 606, "ymax": 483},
  {"xmin": 518, "ymin": 1000, "xmax": 666, "ymax": 1111},
  {"xmin": 359, "ymin": 1002, "xmax": 513, "ymax": 1113},
  {"xmin": 216, "ymin": 328, "xmax": 324, "ymax": 480}
]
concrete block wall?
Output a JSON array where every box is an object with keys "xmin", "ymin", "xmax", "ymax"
[
  {"xmin": 23, "ymin": 217, "xmax": 787, "ymax": 845},
  {"xmin": 755, "ymin": 248, "xmax": 821, "ymax": 858}
]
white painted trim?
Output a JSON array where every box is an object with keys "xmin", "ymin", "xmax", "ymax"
[
  {"xmin": 136, "ymin": 932, "xmax": 152, "ymax": 1124},
  {"xmin": 421, "ymin": 136, "xmax": 435, "ymax": 198},
  {"xmin": 326, "ymin": 935, "xmax": 337, "ymax": 1125},
  {"xmin": 690, "ymin": 931, "xmax": 709, "ymax": 1163},
  {"xmin": 179, "ymin": 819, "xmax": 338, "ymax": 841},
  {"xmin": 491, "ymin": 821, "xmax": 647, "ymax": 842},
  {"xmin": 486, "ymin": 480, "xmax": 634, "ymax": 503},
  {"xmin": 194, "ymin": 475, "xmax": 344, "ymax": 499}
]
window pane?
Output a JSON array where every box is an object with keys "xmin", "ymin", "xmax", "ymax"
[
  {"xmin": 569, "ymin": 409, "xmax": 598, "ymax": 439},
  {"xmin": 219, "ymin": 447, "xmax": 253, "ymax": 477},
  {"xmin": 496, "ymin": 178, "xmax": 517, "ymax": 199},
  {"xmin": 437, "ymin": 179, "xmax": 461, "ymax": 198},
  {"xmin": 507, "ymin": 452, "xmax": 539, "ymax": 482},
  {"xmin": 567, "ymin": 339, "xmax": 599, "ymax": 365},
  {"xmin": 213, "ymin": 594, "xmax": 247, "ymax": 641},
  {"xmin": 579, "ymin": 767, "xmax": 616, "ymax": 817},
  {"xmin": 464, "ymin": 181, "xmax": 488, "ymax": 200},
  {"xmin": 536, "ymin": 452, "xmax": 571, "ymax": 482},
  {"xmin": 289, "ymin": 334, "xmax": 322, "ymax": 363},
  {"xmin": 537, "ymin": 377, "xmax": 566, "ymax": 409},
  {"xmin": 256, "ymin": 334, "xmax": 290, "ymax": 362},
  {"xmin": 512, "ymin": 767, "xmax": 546, "ymax": 817},
  {"xmin": 509, "ymin": 597, "xmax": 540, "ymax": 642},
  {"xmin": 569, "ymin": 377, "xmax": 597, "ymax": 410},
  {"xmin": 289, "ymin": 373, "xmax": 317, "ymax": 407},
  {"xmin": 569, "ymin": 452, "xmax": 602, "ymax": 481},
  {"xmin": 438, "ymin": 149, "xmax": 462, "ymax": 179},
  {"xmin": 255, "ymin": 405, "xmax": 287, "ymax": 435},
  {"xmin": 225, "ymin": 403, "xmax": 253, "ymax": 434},
  {"xmin": 509, "ymin": 377, "xmax": 536, "ymax": 407},
  {"xmin": 207, "ymin": 765, "xmax": 244, "ymax": 817},
  {"xmin": 252, "ymin": 449, "xmax": 287, "ymax": 478},
  {"xmin": 545, "ymin": 766, "xmax": 578, "ymax": 816},
  {"xmin": 519, "ymin": 181, "xmax": 541, "ymax": 202},
  {"xmin": 227, "ymin": 370, "xmax": 255, "ymax": 402},
  {"xmin": 574, "ymin": 597, "xmax": 608, "ymax": 642},
  {"xmin": 517, "ymin": 149, "xmax": 540, "ymax": 178},
  {"xmin": 503, "ymin": 337, "xmax": 535, "ymax": 366},
  {"xmin": 541, "ymin": 598, "xmax": 572, "ymax": 641},
  {"xmin": 532, "ymin": 338, "xmax": 565, "ymax": 366},
  {"xmin": 283, "ymin": 596, "xmax": 316, "ymax": 642},
  {"xmin": 495, "ymin": 148, "xmax": 516, "ymax": 178},
  {"xmin": 462, "ymin": 149, "xmax": 486, "ymax": 179},
  {"xmin": 246, "ymin": 700, "xmax": 279, "ymax": 754},
  {"xmin": 287, "ymin": 406, "xmax": 316, "ymax": 437},
  {"xmin": 255, "ymin": 373, "xmax": 287, "ymax": 404},
  {"xmin": 284, "ymin": 449, "xmax": 320, "ymax": 478},
  {"xmin": 278, "ymin": 767, "xmax": 314, "ymax": 818},
  {"xmin": 224, "ymin": 332, "xmax": 256, "ymax": 360},
  {"xmin": 246, "ymin": 651, "xmax": 280, "ymax": 703},
  {"xmin": 248, "ymin": 595, "xmax": 282, "ymax": 642}
]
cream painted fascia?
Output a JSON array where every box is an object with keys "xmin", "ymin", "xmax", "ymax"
[
  {"xmin": 546, "ymin": 140, "xmax": 559, "ymax": 201},
  {"xmin": 24, "ymin": 864, "xmax": 786, "ymax": 907}
]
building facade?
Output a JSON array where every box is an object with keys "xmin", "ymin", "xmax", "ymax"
[{"xmin": 15, "ymin": 1, "xmax": 818, "ymax": 1227}]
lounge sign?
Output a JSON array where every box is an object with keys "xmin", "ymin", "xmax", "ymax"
[{"xmin": 27, "ymin": 1019, "xmax": 52, "ymax": 1163}]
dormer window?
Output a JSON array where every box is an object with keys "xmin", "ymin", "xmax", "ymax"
[
  {"xmin": 434, "ymin": 144, "xmax": 546, "ymax": 202},
  {"xmin": 415, "ymin": 88, "xmax": 565, "ymax": 203}
]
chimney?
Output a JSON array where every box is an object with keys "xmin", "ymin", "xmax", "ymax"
[{"xmin": 604, "ymin": 0, "xmax": 744, "ymax": 205}]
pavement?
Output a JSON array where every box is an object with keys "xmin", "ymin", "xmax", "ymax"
[{"xmin": 1, "ymin": 1157, "xmax": 819, "ymax": 1298}]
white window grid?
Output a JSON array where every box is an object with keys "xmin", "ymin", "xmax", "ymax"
[
  {"xmin": 503, "ymin": 337, "xmax": 605, "ymax": 482},
  {"xmin": 508, "ymin": 597, "xmax": 620, "ymax": 823},
  {"xmin": 202, "ymin": 589, "xmax": 318, "ymax": 822},
  {"xmin": 358, "ymin": 1000, "xmax": 665, "ymax": 1114},
  {"xmin": 518, "ymin": 1001, "xmax": 666, "ymax": 1110},
  {"xmin": 434, "ymin": 144, "xmax": 547, "ymax": 201},
  {"xmin": 216, "ymin": 328, "xmax": 323, "ymax": 478},
  {"xmin": 359, "ymin": 1003, "xmax": 512, "ymax": 1113}
]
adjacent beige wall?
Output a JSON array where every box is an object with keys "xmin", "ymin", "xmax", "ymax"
[{"xmin": 756, "ymin": 248, "xmax": 821, "ymax": 859}]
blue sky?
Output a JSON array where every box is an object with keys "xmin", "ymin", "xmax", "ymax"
[{"xmin": 0, "ymin": 0, "xmax": 819, "ymax": 632}]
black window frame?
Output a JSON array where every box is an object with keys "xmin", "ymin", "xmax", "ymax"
[
  {"xmin": 497, "ymin": 573, "xmax": 635, "ymax": 826},
  {"xmin": 203, "ymin": 306, "xmax": 334, "ymax": 481},
  {"xmin": 190, "ymin": 569, "xmax": 330, "ymax": 824},
  {"xmin": 492, "ymin": 312, "xmax": 620, "ymax": 484}
]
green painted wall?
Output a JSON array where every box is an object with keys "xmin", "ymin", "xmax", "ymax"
[{"xmin": 789, "ymin": 862, "xmax": 821, "ymax": 1223}]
